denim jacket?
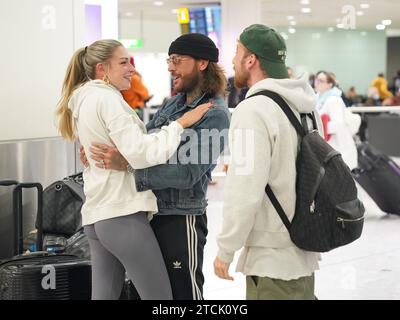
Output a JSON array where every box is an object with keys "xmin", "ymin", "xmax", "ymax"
[{"xmin": 134, "ymin": 93, "xmax": 230, "ymax": 215}]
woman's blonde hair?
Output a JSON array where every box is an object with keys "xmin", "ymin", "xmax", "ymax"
[{"xmin": 56, "ymin": 39, "xmax": 122, "ymax": 140}]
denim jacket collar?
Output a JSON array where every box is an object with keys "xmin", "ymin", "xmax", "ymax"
[{"xmin": 176, "ymin": 92, "xmax": 208, "ymax": 109}]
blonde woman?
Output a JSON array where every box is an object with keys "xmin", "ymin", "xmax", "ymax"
[{"xmin": 56, "ymin": 39, "xmax": 212, "ymax": 300}]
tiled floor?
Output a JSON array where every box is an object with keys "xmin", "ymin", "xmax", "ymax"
[{"xmin": 202, "ymin": 171, "xmax": 400, "ymax": 300}]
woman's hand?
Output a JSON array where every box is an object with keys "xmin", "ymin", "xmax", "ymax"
[{"xmin": 176, "ymin": 102, "xmax": 213, "ymax": 128}]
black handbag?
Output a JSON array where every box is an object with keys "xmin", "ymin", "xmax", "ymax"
[{"xmin": 37, "ymin": 173, "xmax": 85, "ymax": 237}]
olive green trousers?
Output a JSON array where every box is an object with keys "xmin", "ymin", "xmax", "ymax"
[{"xmin": 246, "ymin": 273, "xmax": 315, "ymax": 300}]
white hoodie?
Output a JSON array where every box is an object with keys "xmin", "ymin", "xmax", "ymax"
[
  {"xmin": 217, "ymin": 74, "xmax": 321, "ymax": 280},
  {"xmin": 68, "ymin": 80, "xmax": 183, "ymax": 226},
  {"xmin": 316, "ymin": 87, "xmax": 360, "ymax": 170}
]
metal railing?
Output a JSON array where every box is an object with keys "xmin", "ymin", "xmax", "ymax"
[{"xmin": 349, "ymin": 106, "xmax": 400, "ymax": 113}]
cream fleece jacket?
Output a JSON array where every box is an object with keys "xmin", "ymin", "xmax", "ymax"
[
  {"xmin": 68, "ymin": 80, "xmax": 183, "ymax": 226},
  {"xmin": 217, "ymin": 74, "xmax": 321, "ymax": 280}
]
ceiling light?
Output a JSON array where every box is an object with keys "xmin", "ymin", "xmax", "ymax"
[
  {"xmin": 125, "ymin": 12, "xmax": 133, "ymax": 17},
  {"xmin": 376, "ymin": 24, "xmax": 385, "ymax": 30},
  {"xmin": 382, "ymin": 20, "xmax": 392, "ymax": 26},
  {"xmin": 290, "ymin": 21, "xmax": 297, "ymax": 26},
  {"xmin": 301, "ymin": 7, "xmax": 311, "ymax": 13},
  {"xmin": 336, "ymin": 23, "xmax": 344, "ymax": 29},
  {"xmin": 328, "ymin": 27, "xmax": 335, "ymax": 32},
  {"xmin": 288, "ymin": 27, "xmax": 296, "ymax": 34},
  {"xmin": 356, "ymin": 11, "xmax": 364, "ymax": 16},
  {"xmin": 171, "ymin": 9, "xmax": 178, "ymax": 14},
  {"xmin": 287, "ymin": 16, "xmax": 294, "ymax": 20},
  {"xmin": 300, "ymin": 0, "xmax": 310, "ymax": 4},
  {"xmin": 360, "ymin": 3, "xmax": 370, "ymax": 9},
  {"xmin": 153, "ymin": 1, "xmax": 164, "ymax": 6}
]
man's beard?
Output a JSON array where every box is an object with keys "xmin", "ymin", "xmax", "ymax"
[
  {"xmin": 176, "ymin": 69, "xmax": 201, "ymax": 94},
  {"xmin": 234, "ymin": 65, "xmax": 249, "ymax": 89}
]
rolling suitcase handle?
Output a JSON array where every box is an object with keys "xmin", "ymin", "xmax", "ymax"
[
  {"xmin": 0, "ymin": 180, "xmax": 19, "ymax": 187},
  {"xmin": 13, "ymin": 183, "xmax": 43, "ymax": 256},
  {"xmin": 0, "ymin": 180, "xmax": 20, "ymax": 257}
]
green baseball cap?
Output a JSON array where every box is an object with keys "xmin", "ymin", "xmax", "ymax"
[{"xmin": 239, "ymin": 24, "xmax": 289, "ymax": 79}]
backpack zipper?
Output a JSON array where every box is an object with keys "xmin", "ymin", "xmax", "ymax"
[
  {"xmin": 310, "ymin": 201, "xmax": 316, "ymax": 214},
  {"xmin": 337, "ymin": 216, "xmax": 364, "ymax": 229}
]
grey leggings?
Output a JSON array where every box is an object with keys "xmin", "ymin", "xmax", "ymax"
[{"xmin": 84, "ymin": 213, "xmax": 172, "ymax": 300}]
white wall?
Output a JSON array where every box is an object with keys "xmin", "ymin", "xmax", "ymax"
[
  {"xmin": 277, "ymin": 28, "xmax": 387, "ymax": 95},
  {"xmin": 119, "ymin": 17, "xmax": 181, "ymax": 53},
  {"xmin": 221, "ymin": 0, "xmax": 262, "ymax": 78},
  {"xmin": 119, "ymin": 17, "xmax": 181, "ymax": 105},
  {"xmin": 0, "ymin": 0, "xmax": 120, "ymax": 142},
  {"xmin": 0, "ymin": 0, "xmax": 84, "ymax": 142}
]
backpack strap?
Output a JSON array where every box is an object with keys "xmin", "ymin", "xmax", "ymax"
[
  {"xmin": 265, "ymin": 185, "xmax": 291, "ymax": 231},
  {"xmin": 246, "ymin": 89, "xmax": 306, "ymax": 232}
]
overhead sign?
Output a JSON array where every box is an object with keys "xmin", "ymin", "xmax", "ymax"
[
  {"xmin": 120, "ymin": 38, "xmax": 143, "ymax": 49},
  {"xmin": 178, "ymin": 8, "xmax": 190, "ymax": 24}
]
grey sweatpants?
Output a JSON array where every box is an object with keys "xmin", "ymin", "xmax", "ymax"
[{"xmin": 84, "ymin": 213, "xmax": 173, "ymax": 300}]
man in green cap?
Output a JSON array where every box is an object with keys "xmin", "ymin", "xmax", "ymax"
[{"xmin": 214, "ymin": 24, "xmax": 321, "ymax": 300}]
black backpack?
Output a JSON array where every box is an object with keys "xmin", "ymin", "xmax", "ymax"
[{"xmin": 248, "ymin": 90, "xmax": 365, "ymax": 252}]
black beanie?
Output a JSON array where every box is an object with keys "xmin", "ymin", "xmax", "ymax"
[{"xmin": 168, "ymin": 33, "xmax": 219, "ymax": 62}]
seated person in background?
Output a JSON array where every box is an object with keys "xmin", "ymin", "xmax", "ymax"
[
  {"xmin": 371, "ymin": 73, "xmax": 393, "ymax": 101},
  {"xmin": 121, "ymin": 56, "xmax": 152, "ymax": 119},
  {"xmin": 382, "ymin": 88, "xmax": 400, "ymax": 106},
  {"xmin": 346, "ymin": 86, "xmax": 358, "ymax": 106},
  {"xmin": 346, "ymin": 86, "xmax": 357, "ymax": 100},
  {"xmin": 365, "ymin": 87, "xmax": 382, "ymax": 106},
  {"xmin": 393, "ymin": 89, "xmax": 400, "ymax": 106},
  {"xmin": 346, "ymin": 86, "xmax": 365, "ymax": 106}
]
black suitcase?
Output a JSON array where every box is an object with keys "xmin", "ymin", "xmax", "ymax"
[
  {"xmin": 352, "ymin": 143, "xmax": 400, "ymax": 215},
  {"xmin": 0, "ymin": 182, "xmax": 91, "ymax": 300}
]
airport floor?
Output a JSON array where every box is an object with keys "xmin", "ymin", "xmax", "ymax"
[{"xmin": 202, "ymin": 163, "xmax": 400, "ymax": 300}]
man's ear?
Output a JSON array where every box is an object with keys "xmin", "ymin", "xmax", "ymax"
[
  {"xmin": 198, "ymin": 59, "xmax": 210, "ymax": 71},
  {"xmin": 246, "ymin": 54, "xmax": 257, "ymax": 71}
]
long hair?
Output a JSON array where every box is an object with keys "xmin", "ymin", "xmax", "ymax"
[
  {"xmin": 56, "ymin": 39, "xmax": 122, "ymax": 140},
  {"xmin": 200, "ymin": 62, "xmax": 227, "ymax": 97}
]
